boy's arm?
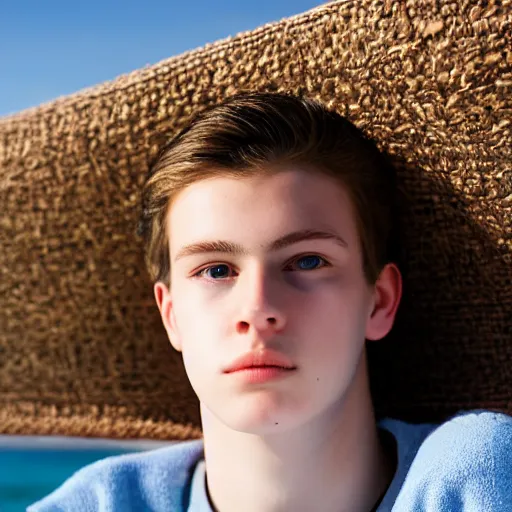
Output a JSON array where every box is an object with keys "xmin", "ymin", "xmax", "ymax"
[{"xmin": 391, "ymin": 410, "xmax": 512, "ymax": 511}]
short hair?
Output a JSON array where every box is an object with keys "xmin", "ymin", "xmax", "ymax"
[{"xmin": 137, "ymin": 92, "xmax": 401, "ymax": 287}]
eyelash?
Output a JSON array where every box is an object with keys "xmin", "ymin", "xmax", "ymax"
[{"xmin": 191, "ymin": 254, "xmax": 330, "ymax": 280}]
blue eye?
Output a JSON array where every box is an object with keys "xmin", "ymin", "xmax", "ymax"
[
  {"xmin": 293, "ymin": 255, "xmax": 326, "ymax": 271},
  {"xmin": 194, "ymin": 255, "xmax": 328, "ymax": 280},
  {"xmin": 197, "ymin": 264, "xmax": 233, "ymax": 279}
]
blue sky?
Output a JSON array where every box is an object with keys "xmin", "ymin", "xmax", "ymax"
[{"xmin": 1, "ymin": 1, "xmax": 324, "ymax": 117}]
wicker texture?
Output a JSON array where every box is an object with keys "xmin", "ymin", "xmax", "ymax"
[{"xmin": 0, "ymin": 0, "xmax": 510, "ymax": 440}]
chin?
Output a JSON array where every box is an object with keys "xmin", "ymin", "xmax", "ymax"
[
  {"xmin": 223, "ymin": 415, "xmax": 295, "ymax": 435},
  {"xmin": 209, "ymin": 395, "xmax": 312, "ymax": 435}
]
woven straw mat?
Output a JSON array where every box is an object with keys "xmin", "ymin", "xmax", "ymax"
[{"xmin": 0, "ymin": 0, "xmax": 511, "ymax": 440}]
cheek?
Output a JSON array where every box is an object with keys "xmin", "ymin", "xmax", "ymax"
[
  {"xmin": 296, "ymin": 279, "xmax": 370, "ymax": 352},
  {"xmin": 171, "ymin": 287, "xmax": 227, "ymax": 357},
  {"xmin": 173, "ymin": 278, "xmax": 237, "ymax": 325},
  {"xmin": 300, "ymin": 295, "xmax": 368, "ymax": 400},
  {"xmin": 298, "ymin": 274, "xmax": 364, "ymax": 315},
  {"xmin": 172, "ymin": 283, "xmax": 209, "ymax": 328},
  {"xmin": 173, "ymin": 295, "xmax": 218, "ymax": 395}
]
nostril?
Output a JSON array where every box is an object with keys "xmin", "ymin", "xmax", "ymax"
[{"xmin": 267, "ymin": 317, "xmax": 277, "ymax": 325}]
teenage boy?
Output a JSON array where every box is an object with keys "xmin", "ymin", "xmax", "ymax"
[{"xmin": 29, "ymin": 92, "xmax": 512, "ymax": 512}]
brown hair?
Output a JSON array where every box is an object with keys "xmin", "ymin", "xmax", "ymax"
[{"xmin": 137, "ymin": 92, "xmax": 401, "ymax": 287}]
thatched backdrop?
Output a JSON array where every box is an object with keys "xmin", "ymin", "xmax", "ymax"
[{"xmin": 0, "ymin": 0, "xmax": 510, "ymax": 440}]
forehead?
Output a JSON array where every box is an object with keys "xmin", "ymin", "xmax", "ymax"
[{"xmin": 167, "ymin": 168, "xmax": 359, "ymax": 252}]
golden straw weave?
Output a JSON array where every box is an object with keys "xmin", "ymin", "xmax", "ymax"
[{"xmin": 0, "ymin": 0, "xmax": 511, "ymax": 440}]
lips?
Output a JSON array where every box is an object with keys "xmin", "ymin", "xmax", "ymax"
[{"xmin": 223, "ymin": 349, "xmax": 296, "ymax": 373}]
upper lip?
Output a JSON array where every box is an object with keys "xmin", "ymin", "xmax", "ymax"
[{"xmin": 223, "ymin": 349, "xmax": 296, "ymax": 373}]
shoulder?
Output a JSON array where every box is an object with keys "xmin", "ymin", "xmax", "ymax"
[
  {"xmin": 27, "ymin": 439, "xmax": 204, "ymax": 512},
  {"xmin": 417, "ymin": 410, "xmax": 512, "ymax": 472},
  {"xmin": 392, "ymin": 410, "xmax": 512, "ymax": 511}
]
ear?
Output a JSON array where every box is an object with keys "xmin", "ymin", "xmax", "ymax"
[
  {"xmin": 154, "ymin": 281, "xmax": 183, "ymax": 352},
  {"xmin": 365, "ymin": 263, "xmax": 402, "ymax": 341}
]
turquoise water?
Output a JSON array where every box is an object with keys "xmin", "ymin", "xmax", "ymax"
[
  {"xmin": 0, "ymin": 447, "xmax": 136, "ymax": 511},
  {"xmin": 0, "ymin": 437, "xmax": 172, "ymax": 512}
]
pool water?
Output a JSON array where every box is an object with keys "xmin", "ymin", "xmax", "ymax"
[{"xmin": 0, "ymin": 436, "xmax": 172, "ymax": 511}]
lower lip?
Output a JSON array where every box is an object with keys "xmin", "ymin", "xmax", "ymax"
[{"xmin": 228, "ymin": 366, "xmax": 295, "ymax": 384}]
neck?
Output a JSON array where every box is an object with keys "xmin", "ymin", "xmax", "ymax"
[{"xmin": 201, "ymin": 355, "xmax": 396, "ymax": 512}]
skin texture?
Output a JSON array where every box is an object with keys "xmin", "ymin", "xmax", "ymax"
[{"xmin": 154, "ymin": 168, "xmax": 402, "ymax": 512}]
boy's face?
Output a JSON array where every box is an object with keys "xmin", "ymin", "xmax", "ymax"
[{"xmin": 155, "ymin": 167, "xmax": 400, "ymax": 434}]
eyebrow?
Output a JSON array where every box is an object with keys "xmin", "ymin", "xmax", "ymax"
[{"xmin": 174, "ymin": 229, "xmax": 348, "ymax": 262}]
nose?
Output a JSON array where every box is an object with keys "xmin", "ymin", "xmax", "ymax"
[{"xmin": 234, "ymin": 266, "xmax": 287, "ymax": 337}]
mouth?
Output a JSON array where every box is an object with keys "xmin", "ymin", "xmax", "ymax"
[
  {"xmin": 223, "ymin": 349, "xmax": 296, "ymax": 374},
  {"xmin": 229, "ymin": 364, "xmax": 293, "ymax": 372},
  {"xmin": 227, "ymin": 365, "xmax": 296, "ymax": 383}
]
